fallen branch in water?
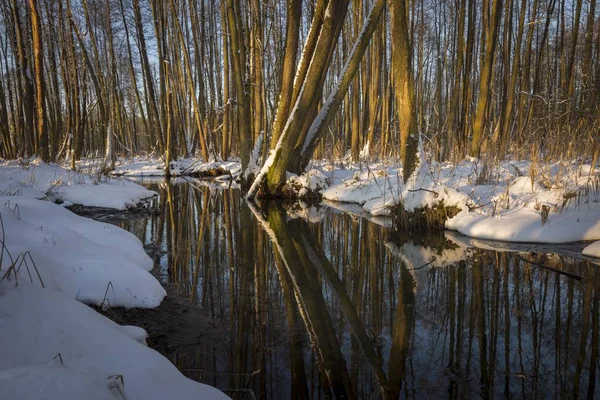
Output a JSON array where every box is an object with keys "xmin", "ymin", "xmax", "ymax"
[{"xmin": 517, "ymin": 255, "xmax": 583, "ymax": 280}]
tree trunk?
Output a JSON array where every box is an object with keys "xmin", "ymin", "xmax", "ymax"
[
  {"xmin": 390, "ymin": 0, "xmax": 419, "ymax": 182},
  {"xmin": 470, "ymin": 0, "xmax": 503, "ymax": 157},
  {"xmin": 11, "ymin": 1, "xmax": 35, "ymax": 156},
  {"xmin": 498, "ymin": 0, "xmax": 527, "ymax": 158},
  {"xmin": 248, "ymin": 0, "xmax": 351, "ymax": 197},
  {"xmin": 270, "ymin": 0, "xmax": 302, "ymax": 147},
  {"xmin": 300, "ymin": 0, "xmax": 386, "ymax": 168},
  {"xmin": 226, "ymin": 0, "xmax": 251, "ymax": 175},
  {"xmin": 29, "ymin": 0, "xmax": 48, "ymax": 161}
]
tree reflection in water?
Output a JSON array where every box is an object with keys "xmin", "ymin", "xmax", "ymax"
[{"xmin": 120, "ymin": 180, "xmax": 600, "ymax": 399}]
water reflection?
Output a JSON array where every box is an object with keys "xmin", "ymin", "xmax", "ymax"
[{"xmin": 120, "ymin": 180, "xmax": 600, "ymax": 399}]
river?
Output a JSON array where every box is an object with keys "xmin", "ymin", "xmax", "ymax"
[{"xmin": 114, "ymin": 178, "xmax": 599, "ymax": 399}]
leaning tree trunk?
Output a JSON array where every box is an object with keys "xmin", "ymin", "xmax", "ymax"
[
  {"xmin": 248, "ymin": 0, "xmax": 389, "ymax": 198},
  {"xmin": 299, "ymin": 0, "xmax": 386, "ymax": 169}
]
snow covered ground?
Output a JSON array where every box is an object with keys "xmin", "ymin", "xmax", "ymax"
[
  {"xmin": 105, "ymin": 155, "xmax": 241, "ymax": 179},
  {"xmin": 292, "ymin": 155, "xmax": 600, "ymax": 246},
  {"xmin": 0, "ymin": 158, "xmax": 156, "ymax": 210},
  {"xmin": 0, "ymin": 159, "xmax": 228, "ymax": 399},
  {"xmin": 0, "ymin": 196, "xmax": 165, "ymax": 308},
  {"xmin": 583, "ymin": 240, "xmax": 600, "ymax": 261},
  {"xmin": 0, "ymin": 288, "xmax": 228, "ymax": 400},
  {"xmin": 91, "ymin": 152, "xmax": 600, "ymax": 249}
]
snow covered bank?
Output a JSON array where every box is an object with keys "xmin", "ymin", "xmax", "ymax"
[
  {"xmin": 0, "ymin": 288, "xmax": 228, "ymax": 400},
  {"xmin": 0, "ymin": 159, "xmax": 156, "ymax": 210},
  {"xmin": 583, "ymin": 241, "xmax": 600, "ymax": 260},
  {"xmin": 447, "ymin": 206, "xmax": 600, "ymax": 243},
  {"xmin": 0, "ymin": 192, "xmax": 227, "ymax": 398},
  {"xmin": 294, "ymin": 156, "xmax": 600, "ymax": 245},
  {"xmin": 1, "ymin": 196, "xmax": 164, "ymax": 308},
  {"xmin": 107, "ymin": 155, "xmax": 241, "ymax": 179}
]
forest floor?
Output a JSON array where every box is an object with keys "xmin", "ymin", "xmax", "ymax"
[{"xmin": 0, "ymin": 159, "xmax": 228, "ymax": 400}]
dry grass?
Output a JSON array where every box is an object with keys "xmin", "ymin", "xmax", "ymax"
[{"xmin": 0, "ymin": 213, "xmax": 45, "ymax": 288}]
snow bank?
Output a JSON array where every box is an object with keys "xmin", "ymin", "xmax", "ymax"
[
  {"xmin": 109, "ymin": 155, "xmax": 241, "ymax": 179},
  {"xmin": 446, "ymin": 161, "xmax": 600, "ymax": 244},
  {"xmin": 0, "ymin": 159, "xmax": 156, "ymax": 210},
  {"xmin": 1, "ymin": 196, "xmax": 165, "ymax": 308},
  {"xmin": 320, "ymin": 163, "xmax": 399, "ymax": 207},
  {"xmin": 583, "ymin": 241, "xmax": 600, "ymax": 259},
  {"xmin": 0, "ymin": 365, "xmax": 128, "ymax": 400},
  {"xmin": 0, "ymin": 161, "xmax": 228, "ymax": 398},
  {"xmin": 447, "ymin": 206, "xmax": 600, "ymax": 243},
  {"xmin": 0, "ymin": 287, "xmax": 229, "ymax": 400},
  {"xmin": 292, "ymin": 154, "xmax": 600, "ymax": 245}
]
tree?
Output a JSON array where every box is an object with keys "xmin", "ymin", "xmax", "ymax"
[
  {"xmin": 10, "ymin": 0, "xmax": 35, "ymax": 156},
  {"xmin": 470, "ymin": 0, "xmax": 503, "ymax": 157},
  {"xmin": 249, "ymin": 0, "xmax": 388, "ymax": 197},
  {"xmin": 226, "ymin": 0, "xmax": 251, "ymax": 175},
  {"xmin": 29, "ymin": 0, "xmax": 48, "ymax": 160},
  {"xmin": 497, "ymin": 0, "xmax": 527, "ymax": 158},
  {"xmin": 248, "ymin": 0, "xmax": 351, "ymax": 197},
  {"xmin": 269, "ymin": 0, "xmax": 302, "ymax": 148},
  {"xmin": 390, "ymin": 0, "xmax": 419, "ymax": 182}
]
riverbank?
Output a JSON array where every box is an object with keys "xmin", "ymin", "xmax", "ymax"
[
  {"xmin": 286, "ymin": 153, "xmax": 600, "ymax": 255},
  {"xmin": 0, "ymin": 160, "xmax": 228, "ymax": 399},
  {"xmin": 105, "ymin": 152, "xmax": 600, "ymax": 258}
]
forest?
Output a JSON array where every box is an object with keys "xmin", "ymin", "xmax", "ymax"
[
  {"xmin": 1, "ymin": 0, "xmax": 598, "ymax": 192},
  {"xmin": 2, "ymin": 1, "xmax": 600, "ymax": 399}
]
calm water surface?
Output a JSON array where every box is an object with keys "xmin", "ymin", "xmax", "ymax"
[{"xmin": 121, "ymin": 179, "xmax": 600, "ymax": 399}]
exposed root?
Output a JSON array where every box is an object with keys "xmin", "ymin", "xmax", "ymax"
[
  {"xmin": 190, "ymin": 167, "xmax": 232, "ymax": 179},
  {"xmin": 281, "ymin": 180, "xmax": 322, "ymax": 202},
  {"xmin": 392, "ymin": 201, "xmax": 461, "ymax": 231}
]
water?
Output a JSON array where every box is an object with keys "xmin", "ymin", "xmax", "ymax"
[{"xmin": 119, "ymin": 179, "xmax": 600, "ymax": 399}]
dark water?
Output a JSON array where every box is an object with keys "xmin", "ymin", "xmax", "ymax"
[{"xmin": 120, "ymin": 179, "xmax": 600, "ymax": 399}]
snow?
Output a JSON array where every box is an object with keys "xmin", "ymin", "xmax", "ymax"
[
  {"xmin": 0, "ymin": 365, "xmax": 128, "ymax": 400},
  {"xmin": 0, "ymin": 163, "xmax": 227, "ymax": 398},
  {"xmin": 583, "ymin": 241, "xmax": 600, "ymax": 259},
  {"xmin": 398, "ymin": 141, "xmax": 467, "ymax": 212},
  {"xmin": 0, "ymin": 288, "xmax": 229, "ymax": 400},
  {"xmin": 447, "ymin": 206, "xmax": 600, "ymax": 243},
  {"xmin": 0, "ymin": 159, "xmax": 156, "ymax": 210},
  {"xmin": 0, "ymin": 196, "xmax": 165, "ymax": 308},
  {"xmin": 287, "ymin": 150, "xmax": 600, "ymax": 247},
  {"xmin": 109, "ymin": 155, "xmax": 241, "ymax": 179},
  {"xmin": 244, "ymin": 132, "xmax": 264, "ymax": 180}
]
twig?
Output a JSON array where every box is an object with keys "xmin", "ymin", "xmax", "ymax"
[{"xmin": 407, "ymin": 187, "xmax": 439, "ymax": 198}]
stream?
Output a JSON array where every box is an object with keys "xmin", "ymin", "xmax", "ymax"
[{"xmin": 109, "ymin": 178, "xmax": 599, "ymax": 399}]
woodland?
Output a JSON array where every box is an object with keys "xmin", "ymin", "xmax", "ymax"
[
  {"xmin": 2, "ymin": 0, "xmax": 598, "ymax": 195},
  {"xmin": 3, "ymin": 2, "xmax": 600, "ymax": 399}
]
